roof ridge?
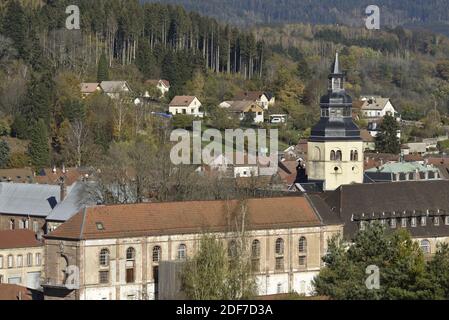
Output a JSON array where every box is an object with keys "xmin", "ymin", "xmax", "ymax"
[{"xmin": 79, "ymin": 207, "xmax": 88, "ymax": 240}]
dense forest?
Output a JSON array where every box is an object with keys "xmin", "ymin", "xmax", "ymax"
[
  {"xmin": 1, "ymin": 0, "xmax": 449, "ymax": 174},
  {"xmin": 147, "ymin": 0, "xmax": 449, "ymax": 33}
]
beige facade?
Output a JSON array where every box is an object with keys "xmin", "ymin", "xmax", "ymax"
[
  {"xmin": 43, "ymin": 225, "xmax": 342, "ymax": 300},
  {"xmin": 0, "ymin": 246, "xmax": 43, "ymax": 289},
  {"xmin": 307, "ymin": 140, "xmax": 364, "ymax": 191}
]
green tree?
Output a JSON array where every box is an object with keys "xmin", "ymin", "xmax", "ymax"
[
  {"xmin": 375, "ymin": 114, "xmax": 400, "ymax": 153},
  {"xmin": 426, "ymin": 243, "xmax": 449, "ymax": 299},
  {"xmin": 181, "ymin": 234, "xmax": 257, "ymax": 300},
  {"xmin": 10, "ymin": 115, "xmax": 28, "ymax": 139},
  {"xmin": 313, "ymin": 223, "xmax": 433, "ymax": 300},
  {"xmin": 97, "ymin": 53, "xmax": 110, "ymax": 82},
  {"xmin": 2, "ymin": 0, "xmax": 27, "ymax": 59},
  {"xmin": 28, "ymin": 119, "xmax": 50, "ymax": 168},
  {"xmin": 0, "ymin": 140, "xmax": 10, "ymax": 168}
]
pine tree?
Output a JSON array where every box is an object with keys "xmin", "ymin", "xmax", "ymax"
[
  {"xmin": 97, "ymin": 53, "xmax": 109, "ymax": 82},
  {"xmin": 28, "ymin": 119, "xmax": 50, "ymax": 168},
  {"xmin": 375, "ymin": 114, "xmax": 400, "ymax": 154},
  {"xmin": 0, "ymin": 140, "xmax": 10, "ymax": 168},
  {"xmin": 2, "ymin": 0, "xmax": 27, "ymax": 59}
]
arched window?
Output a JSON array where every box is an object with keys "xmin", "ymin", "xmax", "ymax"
[
  {"xmin": 330, "ymin": 150, "xmax": 336, "ymax": 161},
  {"xmin": 251, "ymin": 240, "xmax": 260, "ymax": 258},
  {"xmin": 350, "ymin": 150, "xmax": 354, "ymax": 161},
  {"xmin": 299, "ymin": 237, "xmax": 307, "ymax": 253},
  {"xmin": 275, "ymin": 238, "xmax": 284, "ymax": 255},
  {"xmin": 152, "ymin": 246, "xmax": 161, "ymax": 262},
  {"xmin": 336, "ymin": 150, "xmax": 342, "ymax": 161},
  {"xmin": 314, "ymin": 147, "xmax": 321, "ymax": 161},
  {"xmin": 99, "ymin": 249, "xmax": 110, "ymax": 267},
  {"xmin": 178, "ymin": 244, "xmax": 187, "ymax": 260},
  {"xmin": 126, "ymin": 247, "xmax": 135, "ymax": 261},
  {"xmin": 420, "ymin": 240, "xmax": 431, "ymax": 254},
  {"xmin": 228, "ymin": 240, "xmax": 238, "ymax": 258},
  {"xmin": 353, "ymin": 150, "xmax": 358, "ymax": 161},
  {"xmin": 9, "ymin": 219, "xmax": 14, "ymax": 230}
]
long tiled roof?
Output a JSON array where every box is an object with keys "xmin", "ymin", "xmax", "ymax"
[
  {"xmin": 0, "ymin": 230, "xmax": 42, "ymax": 249},
  {"xmin": 46, "ymin": 197, "xmax": 322, "ymax": 240}
]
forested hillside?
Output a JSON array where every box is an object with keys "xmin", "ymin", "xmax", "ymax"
[
  {"xmin": 1, "ymin": 0, "xmax": 449, "ymax": 171},
  {"xmin": 147, "ymin": 0, "xmax": 449, "ymax": 34}
]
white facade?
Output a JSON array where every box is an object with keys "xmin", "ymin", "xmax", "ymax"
[{"xmin": 169, "ymin": 97, "xmax": 203, "ymax": 118}]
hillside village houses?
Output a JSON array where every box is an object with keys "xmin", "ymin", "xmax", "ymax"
[
  {"xmin": 6, "ymin": 53, "xmax": 449, "ymax": 300},
  {"xmin": 168, "ymin": 96, "xmax": 203, "ymax": 117}
]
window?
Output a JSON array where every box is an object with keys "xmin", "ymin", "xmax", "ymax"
[
  {"xmin": 152, "ymin": 246, "xmax": 161, "ymax": 263},
  {"xmin": 336, "ymin": 150, "xmax": 342, "ymax": 161},
  {"xmin": 421, "ymin": 216, "xmax": 427, "ymax": 226},
  {"xmin": 298, "ymin": 237, "xmax": 307, "ymax": 254},
  {"xmin": 401, "ymin": 218, "xmax": 407, "ymax": 228},
  {"xmin": 99, "ymin": 249, "xmax": 110, "ymax": 267},
  {"xmin": 178, "ymin": 244, "xmax": 187, "ymax": 260},
  {"xmin": 380, "ymin": 219, "xmax": 386, "ymax": 226},
  {"xmin": 420, "ymin": 240, "xmax": 431, "ymax": 254},
  {"xmin": 17, "ymin": 255, "xmax": 23, "ymax": 268},
  {"xmin": 0, "ymin": 255, "xmax": 3, "ymax": 269},
  {"xmin": 360, "ymin": 221, "xmax": 366, "ymax": 230},
  {"xmin": 445, "ymin": 216, "xmax": 449, "ymax": 225},
  {"xmin": 9, "ymin": 219, "xmax": 15, "ymax": 230},
  {"xmin": 19, "ymin": 219, "xmax": 24, "ymax": 229},
  {"xmin": 27, "ymin": 253, "xmax": 33, "ymax": 267},
  {"xmin": 352, "ymin": 150, "xmax": 358, "ymax": 161},
  {"xmin": 99, "ymin": 271, "xmax": 109, "ymax": 284},
  {"xmin": 275, "ymin": 257, "xmax": 284, "ymax": 271},
  {"xmin": 330, "ymin": 150, "xmax": 336, "ymax": 161},
  {"xmin": 434, "ymin": 217, "xmax": 440, "ymax": 226},
  {"xmin": 277, "ymin": 283, "xmax": 284, "ymax": 294},
  {"xmin": 299, "ymin": 256, "xmax": 307, "ymax": 267},
  {"xmin": 275, "ymin": 238, "xmax": 284, "ymax": 255},
  {"xmin": 314, "ymin": 147, "xmax": 321, "ymax": 161},
  {"xmin": 251, "ymin": 240, "xmax": 260, "ymax": 258},
  {"xmin": 251, "ymin": 240, "xmax": 260, "ymax": 272},
  {"xmin": 390, "ymin": 218, "xmax": 396, "ymax": 228},
  {"xmin": 126, "ymin": 268, "xmax": 135, "ymax": 283},
  {"xmin": 35, "ymin": 253, "xmax": 41, "ymax": 266},
  {"xmin": 411, "ymin": 217, "xmax": 417, "ymax": 227},
  {"xmin": 33, "ymin": 221, "xmax": 39, "ymax": 233},
  {"xmin": 126, "ymin": 247, "xmax": 135, "ymax": 261}
]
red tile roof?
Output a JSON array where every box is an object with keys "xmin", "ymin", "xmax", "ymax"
[
  {"xmin": 0, "ymin": 230, "xmax": 42, "ymax": 250},
  {"xmin": 46, "ymin": 197, "xmax": 321, "ymax": 240},
  {"xmin": 169, "ymin": 96, "xmax": 197, "ymax": 107},
  {"xmin": 0, "ymin": 284, "xmax": 34, "ymax": 300},
  {"xmin": 233, "ymin": 91, "xmax": 265, "ymax": 101}
]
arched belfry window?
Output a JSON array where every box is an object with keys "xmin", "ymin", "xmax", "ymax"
[
  {"xmin": 336, "ymin": 150, "xmax": 342, "ymax": 161},
  {"xmin": 330, "ymin": 150, "xmax": 336, "ymax": 161},
  {"xmin": 314, "ymin": 147, "xmax": 321, "ymax": 161},
  {"xmin": 353, "ymin": 150, "xmax": 358, "ymax": 161}
]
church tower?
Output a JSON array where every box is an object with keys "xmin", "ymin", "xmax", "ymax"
[{"xmin": 307, "ymin": 53, "xmax": 363, "ymax": 191}]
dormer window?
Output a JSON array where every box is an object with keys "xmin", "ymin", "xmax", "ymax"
[{"xmin": 421, "ymin": 216, "xmax": 427, "ymax": 226}]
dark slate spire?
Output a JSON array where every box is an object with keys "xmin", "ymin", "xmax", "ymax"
[{"xmin": 309, "ymin": 52, "xmax": 361, "ymax": 142}]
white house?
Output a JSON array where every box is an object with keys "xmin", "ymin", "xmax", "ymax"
[
  {"xmin": 233, "ymin": 91, "xmax": 272, "ymax": 110},
  {"xmin": 169, "ymin": 96, "xmax": 203, "ymax": 117},
  {"xmin": 220, "ymin": 100, "xmax": 264, "ymax": 124},
  {"xmin": 360, "ymin": 96, "xmax": 398, "ymax": 119},
  {"xmin": 144, "ymin": 79, "xmax": 170, "ymax": 97},
  {"xmin": 80, "ymin": 83, "xmax": 102, "ymax": 97},
  {"xmin": 100, "ymin": 81, "xmax": 132, "ymax": 100}
]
